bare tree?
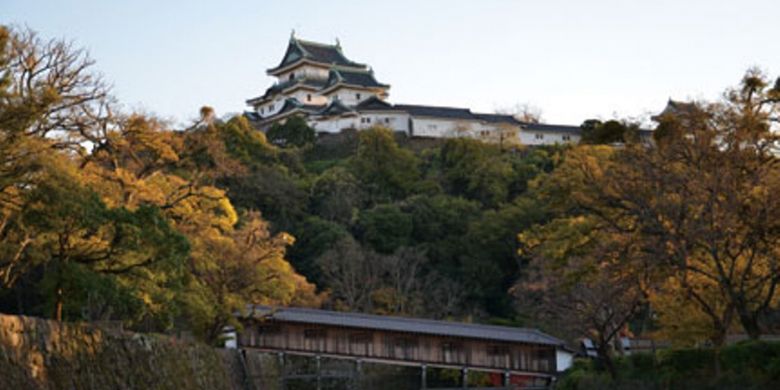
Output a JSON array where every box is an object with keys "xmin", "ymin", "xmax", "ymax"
[
  {"xmin": 496, "ymin": 103, "xmax": 544, "ymax": 124},
  {"xmin": 316, "ymin": 239, "xmax": 463, "ymax": 318},
  {"xmin": 2, "ymin": 26, "xmax": 113, "ymax": 148},
  {"xmin": 515, "ymin": 226, "xmax": 644, "ymax": 379},
  {"xmin": 379, "ymin": 246, "xmax": 427, "ymax": 315},
  {"xmin": 316, "ymin": 237, "xmax": 382, "ymax": 312},
  {"xmin": 0, "ymin": 26, "xmax": 115, "ymax": 288}
]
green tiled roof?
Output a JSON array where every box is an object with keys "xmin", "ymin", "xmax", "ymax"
[
  {"xmin": 322, "ymin": 67, "xmax": 389, "ymax": 91},
  {"xmin": 268, "ymin": 37, "xmax": 366, "ymax": 73}
]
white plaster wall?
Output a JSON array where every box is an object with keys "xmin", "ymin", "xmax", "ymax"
[
  {"xmin": 556, "ymin": 349, "xmax": 574, "ymax": 372},
  {"xmin": 303, "ymin": 66, "xmax": 330, "ymax": 80},
  {"xmin": 255, "ymin": 98, "xmax": 286, "ymax": 118},
  {"xmin": 356, "ymin": 112, "xmax": 410, "ymax": 134},
  {"xmin": 410, "ymin": 118, "xmax": 482, "ymax": 138},
  {"xmin": 409, "ymin": 118, "xmax": 532, "ymax": 141},
  {"xmin": 255, "ymin": 92, "xmax": 329, "ymax": 118},
  {"xmin": 310, "ymin": 116, "xmax": 360, "ymax": 134},
  {"xmin": 518, "ymin": 131, "xmax": 580, "ymax": 146},
  {"xmin": 276, "ymin": 65, "xmax": 329, "ymax": 83},
  {"xmin": 310, "ymin": 113, "xmax": 411, "ymax": 135},
  {"xmin": 327, "ymin": 87, "xmax": 378, "ymax": 106},
  {"xmin": 289, "ymin": 90, "xmax": 327, "ymax": 105}
]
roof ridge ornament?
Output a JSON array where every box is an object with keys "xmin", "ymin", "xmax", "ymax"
[
  {"xmin": 292, "ymin": 34, "xmax": 310, "ymax": 57},
  {"xmin": 290, "ymin": 29, "xmax": 296, "ymax": 41},
  {"xmin": 335, "ymin": 37, "xmax": 341, "ymax": 50}
]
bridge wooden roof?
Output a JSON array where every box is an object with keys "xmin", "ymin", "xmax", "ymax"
[{"xmin": 247, "ymin": 306, "xmax": 563, "ymax": 347}]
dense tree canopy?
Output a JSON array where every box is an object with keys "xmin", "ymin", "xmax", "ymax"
[
  {"xmin": 266, "ymin": 115, "xmax": 315, "ymax": 148},
  {"xmin": 579, "ymin": 119, "xmax": 639, "ymax": 145}
]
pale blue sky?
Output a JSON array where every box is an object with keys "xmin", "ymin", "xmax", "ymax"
[{"xmin": 3, "ymin": 0, "xmax": 778, "ymax": 126}]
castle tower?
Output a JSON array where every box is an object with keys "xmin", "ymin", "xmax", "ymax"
[{"xmin": 246, "ymin": 36, "xmax": 390, "ymax": 123}]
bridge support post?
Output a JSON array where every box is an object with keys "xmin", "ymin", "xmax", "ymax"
[
  {"xmin": 277, "ymin": 352, "xmax": 286, "ymax": 390},
  {"xmin": 352, "ymin": 359, "xmax": 362, "ymax": 390},
  {"xmin": 462, "ymin": 367, "xmax": 468, "ymax": 388},
  {"xmin": 315, "ymin": 355, "xmax": 322, "ymax": 390},
  {"xmin": 420, "ymin": 364, "xmax": 427, "ymax": 389}
]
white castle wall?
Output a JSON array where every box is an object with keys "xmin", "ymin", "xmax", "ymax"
[
  {"xmin": 307, "ymin": 112, "xmax": 581, "ymax": 147},
  {"xmin": 328, "ymin": 87, "xmax": 379, "ymax": 106},
  {"xmin": 357, "ymin": 112, "xmax": 410, "ymax": 133},
  {"xmin": 310, "ymin": 116, "xmax": 360, "ymax": 134},
  {"xmin": 518, "ymin": 130, "xmax": 580, "ymax": 145},
  {"xmin": 276, "ymin": 66, "xmax": 329, "ymax": 83}
]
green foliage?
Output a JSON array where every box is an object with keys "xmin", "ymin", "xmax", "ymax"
[
  {"xmin": 356, "ymin": 204, "xmax": 413, "ymax": 254},
  {"xmin": 461, "ymin": 197, "xmax": 548, "ymax": 315},
  {"xmin": 37, "ymin": 262, "xmax": 143, "ymax": 323},
  {"xmin": 11, "ymin": 168, "xmax": 189, "ymax": 325},
  {"xmin": 404, "ymin": 194, "xmax": 481, "ymax": 244},
  {"xmin": 350, "ymin": 127, "xmax": 421, "ymax": 202},
  {"xmin": 579, "ymin": 119, "xmax": 638, "ymax": 145},
  {"xmin": 559, "ymin": 342, "xmax": 780, "ymax": 390},
  {"xmin": 303, "ymin": 129, "xmax": 360, "ymax": 163},
  {"xmin": 219, "ymin": 164, "xmax": 308, "ymax": 230},
  {"xmin": 286, "ymin": 217, "xmax": 349, "ymax": 286},
  {"xmin": 220, "ymin": 115, "xmax": 279, "ymax": 166},
  {"xmin": 281, "ymin": 128, "xmax": 559, "ymax": 319},
  {"xmin": 266, "ymin": 115, "xmax": 315, "ymax": 148},
  {"xmin": 310, "ymin": 166, "xmax": 364, "ymax": 224},
  {"xmin": 437, "ymin": 138, "xmax": 514, "ymax": 206}
]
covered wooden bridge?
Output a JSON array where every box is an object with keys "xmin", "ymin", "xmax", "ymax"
[{"xmin": 237, "ymin": 306, "xmax": 566, "ymax": 389}]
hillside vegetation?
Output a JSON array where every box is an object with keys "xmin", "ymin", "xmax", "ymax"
[
  {"xmin": 558, "ymin": 341, "xmax": 780, "ymax": 390},
  {"xmin": 4, "ymin": 24, "xmax": 780, "ymax": 388}
]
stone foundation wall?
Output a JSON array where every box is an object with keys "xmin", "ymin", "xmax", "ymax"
[{"xmin": 0, "ymin": 313, "xmax": 247, "ymax": 390}]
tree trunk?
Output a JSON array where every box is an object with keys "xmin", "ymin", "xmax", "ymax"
[
  {"xmin": 710, "ymin": 330, "xmax": 727, "ymax": 378},
  {"xmin": 597, "ymin": 343, "xmax": 617, "ymax": 379},
  {"xmin": 714, "ymin": 347, "xmax": 722, "ymax": 379},
  {"xmin": 737, "ymin": 309, "xmax": 762, "ymax": 340},
  {"xmin": 55, "ymin": 287, "xmax": 63, "ymax": 321}
]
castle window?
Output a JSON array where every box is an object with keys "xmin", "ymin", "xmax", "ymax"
[
  {"xmin": 269, "ymin": 104, "xmax": 274, "ymax": 111},
  {"xmin": 384, "ymin": 118, "xmax": 390, "ymax": 124},
  {"xmin": 562, "ymin": 134, "xmax": 571, "ymax": 141},
  {"xmin": 289, "ymin": 73, "xmax": 294, "ymax": 81},
  {"xmin": 534, "ymin": 133, "xmax": 544, "ymax": 140},
  {"xmin": 307, "ymin": 94, "xmax": 312, "ymax": 102},
  {"xmin": 356, "ymin": 93, "xmax": 361, "ymax": 100}
]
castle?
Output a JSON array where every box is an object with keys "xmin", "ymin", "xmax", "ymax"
[{"xmin": 245, "ymin": 33, "xmax": 582, "ymax": 145}]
